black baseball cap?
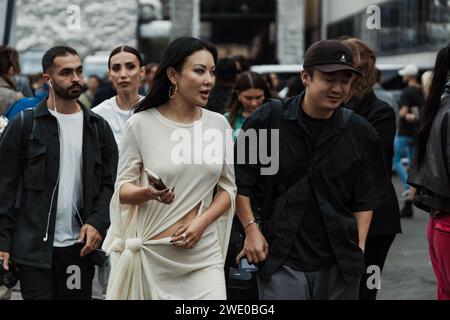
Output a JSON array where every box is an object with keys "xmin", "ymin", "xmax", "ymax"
[{"xmin": 303, "ymin": 40, "xmax": 362, "ymax": 76}]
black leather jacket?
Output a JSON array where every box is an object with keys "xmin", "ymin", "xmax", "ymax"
[{"xmin": 408, "ymin": 81, "xmax": 450, "ymax": 214}]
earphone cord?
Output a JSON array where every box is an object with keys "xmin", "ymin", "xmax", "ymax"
[
  {"xmin": 43, "ymin": 86, "xmax": 60, "ymax": 242},
  {"xmin": 43, "ymin": 84, "xmax": 85, "ymax": 243}
]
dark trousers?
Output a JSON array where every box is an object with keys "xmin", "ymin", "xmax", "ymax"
[
  {"xmin": 359, "ymin": 234, "xmax": 396, "ymax": 300},
  {"xmin": 17, "ymin": 244, "xmax": 95, "ymax": 300},
  {"xmin": 257, "ymin": 264, "xmax": 360, "ymax": 300}
]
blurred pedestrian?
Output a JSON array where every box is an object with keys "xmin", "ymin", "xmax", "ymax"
[
  {"xmin": 262, "ymin": 73, "xmax": 280, "ymax": 99},
  {"xmin": 79, "ymin": 75, "xmax": 101, "ymax": 109},
  {"xmin": 341, "ymin": 37, "xmax": 401, "ymax": 300},
  {"xmin": 394, "ymin": 64, "xmax": 424, "ymax": 218},
  {"xmin": 232, "ymin": 55, "xmax": 250, "ymax": 74},
  {"xmin": 102, "ymin": 37, "xmax": 236, "ymax": 300},
  {"xmin": 224, "ymin": 71, "xmax": 270, "ymax": 141},
  {"xmin": 142, "ymin": 63, "xmax": 158, "ymax": 94},
  {"xmin": 92, "ymin": 46, "xmax": 145, "ymax": 148},
  {"xmin": 5, "ymin": 83, "xmax": 48, "ymax": 121},
  {"xmin": 285, "ymin": 75, "xmax": 306, "ymax": 98},
  {"xmin": 206, "ymin": 57, "xmax": 238, "ymax": 115},
  {"xmin": 0, "ymin": 45, "xmax": 24, "ymax": 115},
  {"xmin": 373, "ymin": 68, "xmax": 399, "ymax": 125},
  {"xmin": 0, "ymin": 46, "xmax": 118, "ymax": 300},
  {"xmin": 421, "ymin": 70, "xmax": 433, "ymax": 99},
  {"xmin": 91, "ymin": 77, "xmax": 116, "ymax": 108},
  {"xmin": 408, "ymin": 44, "xmax": 450, "ymax": 300},
  {"xmin": 234, "ymin": 40, "xmax": 388, "ymax": 300}
]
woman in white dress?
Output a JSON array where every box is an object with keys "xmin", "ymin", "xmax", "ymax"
[
  {"xmin": 103, "ymin": 37, "xmax": 237, "ymax": 300},
  {"xmin": 92, "ymin": 46, "xmax": 145, "ymax": 147}
]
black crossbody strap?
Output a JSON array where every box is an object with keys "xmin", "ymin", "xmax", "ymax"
[
  {"xmin": 15, "ymin": 109, "xmax": 36, "ymax": 209},
  {"xmin": 261, "ymin": 99, "xmax": 284, "ymax": 221}
]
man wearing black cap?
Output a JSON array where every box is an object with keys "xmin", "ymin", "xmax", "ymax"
[{"xmin": 233, "ymin": 40, "xmax": 388, "ymax": 300}]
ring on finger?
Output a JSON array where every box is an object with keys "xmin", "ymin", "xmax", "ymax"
[
  {"xmin": 182, "ymin": 233, "xmax": 187, "ymax": 240},
  {"xmin": 157, "ymin": 195, "xmax": 161, "ymax": 201},
  {"xmin": 185, "ymin": 239, "xmax": 190, "ymax": 246}
]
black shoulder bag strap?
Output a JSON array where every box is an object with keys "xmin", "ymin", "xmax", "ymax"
[
  {"xmin": 259, "ymin": 99, "xmax": 283, "ymax": 224},
  {"xmin": 15, "ymin": 109, "xmax": 36, "ymax": 209}
]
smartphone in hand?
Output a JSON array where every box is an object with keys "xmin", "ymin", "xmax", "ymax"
[{"xmin": 144, "ymin": 168, "xmax": 168, "ymax": 191}]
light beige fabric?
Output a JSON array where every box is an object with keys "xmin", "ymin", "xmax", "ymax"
[{"xmin": 103, "ymin": 108, "xmax": 236, "ymax": 300}]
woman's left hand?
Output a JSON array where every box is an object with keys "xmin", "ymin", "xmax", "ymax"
[{"xmin": 170, "ymin": 218, "xmax": 207, "ymax": 249}]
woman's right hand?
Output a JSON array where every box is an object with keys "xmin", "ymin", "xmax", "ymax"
[{"xmin": 235, "ymin": 223, "xmax": 269, "ymax": 265}]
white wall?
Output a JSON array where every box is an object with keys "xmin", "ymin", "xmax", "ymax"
[
  {"xmin": 322, "ymin": 0, "xmax": 390, "ymax": 24},
  {"xmin": 15, "ymin": 0, "xmax": 138, "ymax": 56}
]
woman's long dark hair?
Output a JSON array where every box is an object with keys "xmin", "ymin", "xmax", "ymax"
[
  {"xmin": 415, "ymin": 45, "xmax": 450, "ymax": 168},
  {"xmin": 226, "ymin": 71, "xmax": 270, "ymax": 128},
  {"xmin": 134, "ymin": 37, "xmax": 217, "ymax": 113}
]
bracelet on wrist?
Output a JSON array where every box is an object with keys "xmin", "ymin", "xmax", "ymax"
[{"xmin": 244, "ymin": 219, "xmax": 256, "ymax": 230}]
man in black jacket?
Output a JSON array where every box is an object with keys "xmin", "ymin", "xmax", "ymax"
[
  {"xmin": 234, "ymin": 40, "xmax": 388, "ymax": 300},
  {"xmin": 0, "ymin": 46, "xmax": 118, "ymax": 300}
]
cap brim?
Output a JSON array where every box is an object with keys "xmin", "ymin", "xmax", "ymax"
[{"xmin": 314, "ymin": 64, "xmax": 362, "ymax": 76}]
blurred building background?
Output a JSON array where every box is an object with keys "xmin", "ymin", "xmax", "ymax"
[{"xmin": 1, "ymin": 0, "xmax": 449, "ymax": 69}]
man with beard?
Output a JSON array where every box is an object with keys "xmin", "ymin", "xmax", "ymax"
[{"xmin": 0, "ymin": 46, "xmax": 118, "ymax": 300}]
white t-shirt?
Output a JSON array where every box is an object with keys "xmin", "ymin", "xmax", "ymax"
[
  {"xmin": 92, "ymin": 96, "xmax": 143, "ymax": 148},
  {"xmin": 49, "ymin": 109, "xmax": 84, "ymax": 247}
]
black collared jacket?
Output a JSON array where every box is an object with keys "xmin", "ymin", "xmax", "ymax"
[
  {"xmin": 0, "ymin": 99, "xmax": 118, "ymax": 269},
  {"xmin": 409, "ymin": 81, "xmax": 450, "ymax": 213},
  {"xmin": 347, "ymin": 91, "xmax": 401, "ymax": 236},
  {"xmin": 235, "ymin": 93, "xmax": 389, "ymax": 282}
]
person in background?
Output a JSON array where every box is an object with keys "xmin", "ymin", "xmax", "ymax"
[
  {"xmin": 142, "ymin": 63, "xmax": 158, "ymax": 94},
  {"xmin": 29, "ymin": 72, "xmax": 45, "ymax": 95},
  {"xmin": 262, "ymin": 73, "xmax": 280, "ymax": 99},
  {"xmin": 15, "ymin": 75, "xmax": 33, "ymax": 98},
  {"xmin": 285, "ymin": 75, "xmax": 306, "ymax": 98},
  {"xmin": 373, "ymin": 68, "xmax": 399, "ymax": 125},
  {"xmin": 232, "ymin": 55, "xmax": 250, "ymax": 74},
  {"xmin": 408, "ymin": 44, "xmax": 450, "ymax": 300},
  {"xmin": 91, "ymin": 76, "xmax": 116, "ymax": 108},
  {"xmin": 5, "ymin": 83, "xmax": 48, "ymax": 121},
  {"xmin": 224, "ymin": 71, "xmax": 271, "ymax": 141},
  {"xmin": 421, "ymin": 71, "xmax": 433, "ymax": 99},
  {"xmin": 207, "ymin": 57, "xmax": 238, "ymax": 115},
  {"xmin": 394, "ymin": 64, "xmax": 424, "ymax": 218},
  {"xmin": 92, "ymin": 46, "xmax": 145, "ymax": 148},
  {"xmin": 0, "ymin": 45, "xmax": 23, "ymax": 115},
  {"xmin": 341, "ymin": 37, "xmax": 401, "ymax": 300},
  {"xmin": 79, "ymin": 75, "xmax": 101, "ymax": 109}
]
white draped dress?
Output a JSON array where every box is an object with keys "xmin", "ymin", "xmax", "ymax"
[{"xmin": 102, "ymin": 107, "xmax": 237, "ymax": 300}]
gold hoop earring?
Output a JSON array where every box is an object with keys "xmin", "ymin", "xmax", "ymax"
[{"xmin": 169, "ymin": 83, "xmax": 178, "ymax": 99}]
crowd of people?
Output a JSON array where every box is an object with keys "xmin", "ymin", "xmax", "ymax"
[{"xmin": 0, "ymin": 36, "xmax": 449, "ymax": 301}]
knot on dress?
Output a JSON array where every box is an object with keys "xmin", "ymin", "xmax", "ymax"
[{"xmin": 125, "ymin": 238, "xmax": 143, "ymax": 253}]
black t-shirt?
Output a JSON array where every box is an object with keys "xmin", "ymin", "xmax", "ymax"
[
  {"xmin": 398, "ymin": 86, "xmax": 424, "ymax": 137},
  {"xmin": 284, "ymin": 110, "xmax": 335, "ymax": 272}
]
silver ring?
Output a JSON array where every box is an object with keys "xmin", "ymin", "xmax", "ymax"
[
  {"xmin": 157, "ymin": 196, "xmax": 161, "ymax": 201},
  {"xmin": 182, "ymin": 233, "xmax": 187, "ymax": 240},
  {"xmin": 185, "ymin": 239, "xmax": 190, "ymax": 245}
]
